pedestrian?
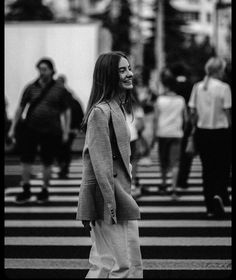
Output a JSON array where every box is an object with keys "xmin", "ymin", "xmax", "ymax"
[
  {"xmin": 171, "ymin": 63, "xmax": 195, "ymax": 189},
  {"xmin": 76, "ymin": 51, "xmax": 143, "ymax": 278},
  {"xmin": 139, "ymin": 88, "xmax": 157, "ymax": 165},
  {"xmin": 153, "ymin": 68, "xmax": 187, "ymax": 198},
  {"xmin": 56, "ymin": 74, "xmax": 84, "ymax": 178},
  {"xmin": 8, "ymin": 58, "xmax": 70, "ymax": 203},
  {"xmin": 126, "ymin": 89, "xmax": 145, "ymax": 199},
  {"xmin": 188, "ymin": 57, "xmax": 232, "ymax": 218}
]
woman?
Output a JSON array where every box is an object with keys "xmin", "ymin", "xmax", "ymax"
[
  {"xmin": 188, "ymin": 57, "xmax": 232, "ymax": 218},
  {"xmin": 126, "ymin": 89, "xmax": 145, "ymax": 199},
  {"xmin": 76, "ymin": 51, "xmax": 143, "ymax": 278},
  {"xmin": 153, "ymin": 68, "xmax": 187, "ymax": 199}
]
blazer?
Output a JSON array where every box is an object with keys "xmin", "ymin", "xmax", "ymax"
[{"xmin": 76, "ymin": 99, "xmax": 140, "ymax": 224}]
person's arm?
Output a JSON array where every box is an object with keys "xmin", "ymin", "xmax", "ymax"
[
  {"xmin": 182, "ymin": 103, "xmax": 189, "ymax": 132},
  {"xmin": 188, "ymin": 84, "xmax": 198, "ymax": 134},
  {"xmin": 60, "ymin": 108, "xmax": 71, "ymax": 142},
  {"xmin": 222, "ymin": 84, "xmax": 232, "ymax": 128},
  {"xmin": 8, "ymin": 85, "xmax": 31, "ymax": 140},
  {"xmin": 8, "ymin": 105, "xmax": 24, "ymax": 141},
  {"xmin": 224, "ymin": 108, "xmax": 232, "ymax": 128},
  {"xmin": 152, "ymin": 102, "xmax": 159, "ymax": 146}
]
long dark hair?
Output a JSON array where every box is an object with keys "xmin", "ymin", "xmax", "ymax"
[{"xmin": 81, "ymin": 51, "xmax": 133, "ymax": 131}]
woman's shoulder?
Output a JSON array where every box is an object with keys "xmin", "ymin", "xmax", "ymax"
[
  {"xmin": 94, "ymin": 101, "xmax": 111, "ymax": 114},
  {"xmin": 88, "ymin": 102, "xmax": 111, "ymax": 121}
]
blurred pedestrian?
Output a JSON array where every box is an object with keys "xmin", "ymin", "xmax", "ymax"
[
  {"xmin": 126, "ymin": 89, "xmax": 145, "ymax": 199},
  {"xmin": 138, "ymin": 88, "xmax": 157, "ymax": 165},
  {"xmin": 153, "ymin": 68, "xmax": 187, "ymax": 198},
  {"xmin": 56, "ymin": 74, "xmax": 84, "ymax": 178},
  {"xmin": 8, "ymin": 58, "xmax": 70, "ymax": 203},
  {"xmin": 188, "ymin": 57, "xmax": 232, "ymax": 218},
  {"xmin": 171, "ymin": 63, "xmax": 195, "ymax": 189},
  {"xmin": 76, "ymin": 51, "xmax": 143, "ymax": 278}
]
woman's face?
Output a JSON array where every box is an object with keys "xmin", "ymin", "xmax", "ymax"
[{"xmin": 118, "ymin": 57, "xmax": 133, "ymax": 90}]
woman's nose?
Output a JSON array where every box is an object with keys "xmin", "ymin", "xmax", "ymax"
[{"xmin": 128, "ymin": 70, "xmax": 133, "ymax": 77}]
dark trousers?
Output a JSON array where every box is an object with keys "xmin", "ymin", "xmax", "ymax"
[
  {"xmin": 130, "ymin": 140, "xmax": 139, "ymax": 186},
  {"xmin": 195, "ymin": 128, "xmax": 231, "ymax": 212},
  {"xmin": 177, "ymin": 126, "xmax": 194, "ymax": 188},
  {"xmin": 57, "ymin": 132, "xmax": 76, "ymax": 174}
]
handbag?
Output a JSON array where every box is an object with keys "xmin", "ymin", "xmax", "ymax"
[
  {"xmin": 185, "ymin": 128, "xmax": 197, "ymax": 156},
  {"xmin": 135, "ymin": 135, "xmax": 149, "ymax": 159}
]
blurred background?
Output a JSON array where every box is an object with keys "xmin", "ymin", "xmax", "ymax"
[{"xmin": 5, "ymin": 0, "xmax": 231, "ymax": 118}]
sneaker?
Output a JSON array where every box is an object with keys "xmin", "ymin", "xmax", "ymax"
[
  {"xmin": 15, "ymin": 183, "xmax": 32, "ymax": 204},
  {"xmin": 58, "ymin": 171, "xmax": 68, "ymax": 179},
  {"xmin": 158, "ymin": 185, "xmax": 168, "ymax": 195},
  {"xmin": 36, "ymin": 188, "xmax": 49, "ymax": 203},
  {"xmin": 171, "ymin": 192, "xmax": 179, "ymax": 201},
  {"xmin": 139, "ymin": 157, "xmax": 152, "ymax": 166},
  {"xmin": 213, "ymin": 195, "xmax": 225, "ymax": 217}
]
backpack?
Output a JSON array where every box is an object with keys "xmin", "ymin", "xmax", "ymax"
[{"xmin": 70, "ymin": 96, "xmax": 84, "ymax": 130}]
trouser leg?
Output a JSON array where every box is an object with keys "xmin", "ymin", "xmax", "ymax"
[
  {"xmin": 86, "ymin": 220, "xmax": 143, "ymax": 278},
  {"xmin": 126, "ymin": 220, "xmax": 143, "ymax": 278}
]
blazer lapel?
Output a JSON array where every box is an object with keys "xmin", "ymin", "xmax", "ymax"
[{"xmin": 109, "ymin": 100, "xmax": 131, "ymax": 179}]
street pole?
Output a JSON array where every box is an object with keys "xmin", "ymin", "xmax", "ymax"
[
  {"xmin": 155, "ymin": 0, "xmax": 165, "ymax": 92},
  {"xmin": 213, "ymin": 0, "xmax": 220, "ymax": 56}
]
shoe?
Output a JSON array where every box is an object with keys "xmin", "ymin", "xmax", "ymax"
[
  {"xmin": 36, "ymin": 188, "xmax": 49, "ymax": 203},
  {"xmin": 178, "ymin": 183, "xmax": 188, "ymax": 189},
  {"xmin": 223, "ymin": 198, "xmax": 231, "ymax": 206},
  {"xmin": 15, "ymin": 183, "xmax": 32, "ymax": 204},
  {"xmin": 212, "ymin": 195, "xmax": 225, "ymax": 217},
  {"xmin": 139, "ymin": 157, "xmax": 152, "ymax": 166},
  {"xmin": 58, "ymin": 171, "xmax": 68, "ymax": 179},
  {"xmin": 206, "ymin": 212, "xmax": 215, "ymax": 219},
  {"xmin": 171, "ymin": 192, "xmax": 179, "ymax": 200},
  {"xmin": 158, "ymin": 184, "xmax": 168, "ymax": 195},
  {"xmin": 141, "ymin": 188, "xmax": 151, "ymax": 195}
]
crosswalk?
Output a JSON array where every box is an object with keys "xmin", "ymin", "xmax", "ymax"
[{"xmin": 4, "ymin": 149, "xmax": 232, "ymax": 279}]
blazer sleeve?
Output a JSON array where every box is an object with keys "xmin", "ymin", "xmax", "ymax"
[{"xmin": 87, "ymin": 106, "xmax": 117, "ymax": 224}]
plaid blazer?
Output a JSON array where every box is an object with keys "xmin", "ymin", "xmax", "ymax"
[{"xmin": 76, "ymin": 99, "xmax": 140, "ymax": 224}]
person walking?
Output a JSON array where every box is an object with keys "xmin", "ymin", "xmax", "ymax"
[
  {"xmin": 153, "ymin": 68, "xmax": 187, "ymax": 198},
  {"xmin": 171, "ymin": 63, "xmax": 194, "ymax": 189},
  {"xmin": 188, "ymin": 57, "xmax": 232, "ymax": 218},
  {"xmin": 126, "ymin": 90, "xmax": 145, "ymax": 199},
  {"xmin": 8, "ymin": 58, "xmax": 70, "ymax": 203},
  {"xmin": 56, "ymin": 74, "xmax": 84, "ymax": 178},
  {"xmin": 76, "ymin": 51, "xmax": 143, "ymax": 278}
]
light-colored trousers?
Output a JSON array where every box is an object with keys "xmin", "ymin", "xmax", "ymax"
[{"xmin": 86, "ymin": 220, "xmax": 143, "ymax": 278}]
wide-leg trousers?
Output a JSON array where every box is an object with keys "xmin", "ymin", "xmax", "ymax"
[{"xmin": 86, "ymin": 220, "xmax": 143, "ymax": 278}]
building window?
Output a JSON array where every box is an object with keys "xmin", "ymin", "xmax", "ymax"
[
  {"xmin": 188, "ymin": 0, "xmax": 200, "ymax": 3},
  {"xmin": 207, "ymin": 13, "xmax": 212, "ymax": 22}
]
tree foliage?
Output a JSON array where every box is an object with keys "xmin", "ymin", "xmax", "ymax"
[
  {"xmin": 5, "ymin": 0, "xmax": 54, "ymax": 21},
  {"xmin": 90, "ymin": 0, "xmax": 132, "ymax": 54},
  {"xmin": 143, "ymin": 0, "xmax": 215, "ymax": 85}
]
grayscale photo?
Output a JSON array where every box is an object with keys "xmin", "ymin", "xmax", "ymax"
[{"xmin": 4, "ymin": 0, "xmax": 231, "ymax": 278}]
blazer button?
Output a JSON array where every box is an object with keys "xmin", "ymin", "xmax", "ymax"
[
  {"xmin": 113, "ymin": 155, "xmax": 117, "ymax": 160},
  {"xmin": 113, "ymin": 173, "xmax": 117, "ymax": 178}
]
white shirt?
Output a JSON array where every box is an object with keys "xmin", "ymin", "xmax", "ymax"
[
  {"xmin": 126, "ymin": 107, "xmax": 144, "ymax": 142},
  {"xmin": 188, "ymin": 78, "xmax": 231, "ymax": 129},
  {"xmin": 154, "ymin": 94, "xmax": 185, "ymax": 138}
]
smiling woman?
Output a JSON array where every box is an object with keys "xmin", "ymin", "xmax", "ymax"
[
  {"xmin": 118, "ymin": 57, "xmax": 133, "ymax": 90},
  {"xmin": 76, "ymin": 51, "xmax": 143, "ymax": 278}
]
